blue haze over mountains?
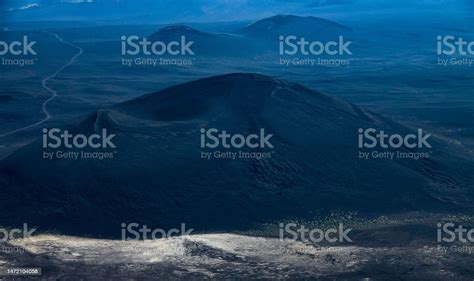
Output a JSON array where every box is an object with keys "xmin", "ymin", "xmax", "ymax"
[{"xmin": 2, "ymin": 0, "xmax": 473, "ymax": 26}]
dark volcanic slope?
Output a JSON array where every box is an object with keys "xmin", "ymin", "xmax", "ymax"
[{"xmin": 0, "ymin": 73, "xmax": 472, "ymax": 236}]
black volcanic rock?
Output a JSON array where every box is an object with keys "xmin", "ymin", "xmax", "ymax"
[{"xmin": 0, "ymin": 73, "xmax": 471, "ymax": 236}]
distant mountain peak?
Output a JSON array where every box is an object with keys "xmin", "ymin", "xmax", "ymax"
[
  {"xmin": 149, "ymin": 24, "xmax": 213, "ymax": 39},
  {"xmin": 251, "ymin": 14, "xmax": 342, "ymax": 24},
  {"xmin": 242, "ymin": 14, "xmax": 350, "ymax": 35},
  {"xmin": 113, "ymin": 72, "xmax": 343, "ymax": 122},
  {"xmin": 159, "ymin": 24, "xmax": 200, "ymax": 33},
  {"xmin": 201, "ymin": 72, "xmax": 280, "ymax": 83},
  {"xmin": 265, "ymin": 14, "xmax": 305, "ymax": 20}
]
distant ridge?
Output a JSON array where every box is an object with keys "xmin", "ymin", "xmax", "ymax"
[
  {"xmin": 149, "ymin": 24, "xmax": 217, "ymax": 39},
  {"xmin": 146, "ymin": 24, "xmax": 248, "ymax": 57},
  {"xmin": 241, "ymin": 14, "xmax": 351, "ymax": 38}
]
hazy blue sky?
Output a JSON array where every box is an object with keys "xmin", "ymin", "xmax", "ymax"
[{"xmin": 2, "ymin": 0, "xmax": 473, "ymax": 24}]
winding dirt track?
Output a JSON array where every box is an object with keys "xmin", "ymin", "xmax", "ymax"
[{"xmin": 0, "ymin": 31, "xmax": 83, "ymax": 138}]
